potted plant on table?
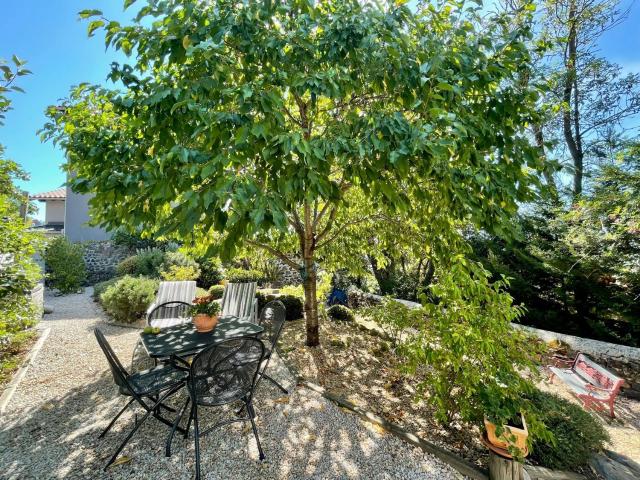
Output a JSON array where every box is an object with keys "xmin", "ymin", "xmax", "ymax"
[{"xmin": 189, "ymin": 295, "xmax": 221, "ymax": 333}]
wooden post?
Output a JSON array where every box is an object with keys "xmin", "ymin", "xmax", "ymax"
[{"xmin": 488, "ymin": 451, "xmax": 525, "ymax": 480}]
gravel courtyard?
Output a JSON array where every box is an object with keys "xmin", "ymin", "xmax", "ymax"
[{"xmin": 0, "ymin": 289, "xmax": 461, "ymax": 480}]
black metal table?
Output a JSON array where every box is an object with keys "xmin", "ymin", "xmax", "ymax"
[{"xmin": 140, "ymin": 316, "xmax": 264, "ymax": 359}]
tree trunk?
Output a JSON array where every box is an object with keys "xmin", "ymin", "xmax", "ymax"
[
  {"xmin": 563, "ymin": 0, "xmax": 584, "ymax": 198},
  {"xmin": 302, "ymin": 256, "xmax": 319, "ymax": 346},
  {"xmin": 302, "ymin": 201, "xmax": 320, "ymax": 346}
]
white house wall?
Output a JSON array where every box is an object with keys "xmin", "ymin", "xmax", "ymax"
[
  {"xmin": 44, "ymin": 200, "xmax": 65, "ymax": 224},
  {"xmin": 64, "ymin": 187, "xmax": 110, "ymax": 242}
]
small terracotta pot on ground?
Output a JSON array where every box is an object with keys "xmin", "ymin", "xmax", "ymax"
[
  {"xmin": 193, "ymin": 314, "xmax": 219, "ymax": 333},
  {"xmin": 484, "ymin": 414, "xmax": 529, "ymax": 456}
]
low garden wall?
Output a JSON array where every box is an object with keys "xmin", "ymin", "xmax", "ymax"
[
  {"xmin": 349, "ymin": 289, "xmax": 640, "ymax": 399},
  {"xmin": 82, "ymin": 240, "xmax": 130, "ymax": 284}
]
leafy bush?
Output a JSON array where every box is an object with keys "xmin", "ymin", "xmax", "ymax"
[
  {"xmin": 209, "ymin": 284, "xmax": 225, "ymax": 300},
  {"xmin": 257, "ymin": 292, "xmax": 303, "ymax": 321},
  {"xmin": 327, "ymin": 304, "xmax": 355, "ymax": 322},
  {"xmin": 100, "ymin": 276, "xmax": 158, "ymax": 323},
  {"xmin": 402, "ymin": 260, "xmax": 550, "ymax": 454},
  {"xmin": 160, "ymin": 265, "xmax": 200, "ymax": 281},
  {"xmin": 112, "ymin": 229, "xmax": 165, "ymax": 250},
  {"xmin": 116, "ymin": 248, "xmax": 165, "ymax": 278},
  {"xmin": 44, "ymin": 236, "xmax": 86, "ymax": 294},
  {"xmin": 280, "ymin": 284, "xmax": 304, "ymax": 299},
  {"xmin": 162, "ymin": 251, "xmax": 199, "ymax": 272},
  {"xmin": 197, "ymin": 257, "xmax": 224, "ymax": 289},
  {"xmin": 279, "ymin": 295, "xmax": 304, "ymax": 321},
  {"xmin": 226, "ymin": 268, "xmax": 264, "ymax": 284},
  {"xmin": 362, "ymin": 297, "xmax": 422, "ymax": 347},
  {"xmin": 528, "ymin": 390, "xmax": 609, "ymax": 470},
  {"xmin": 93, "ymin": 277, "xmax": 119, "ymax": 301}
]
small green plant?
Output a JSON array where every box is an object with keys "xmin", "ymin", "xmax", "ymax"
[
  {"xmin": 160, "ymin": 265, "xmax": 200, "ymax": 281},
  {"xmin": 116, "ymin": 249, "xmax": 166, "ymax": 278},
  {"xmin": 44, "ymin": 236, "xmax": 86, "ymax": 294},
  {"xmin": 279, "ymin": 295, "xmax": 304, "ymax": 321},
  {"xmin": 327, "ymin": 304, "xmax": 355, "ymax": 322},
  {"xmin": 209, "ymin": 284, "xmax": 225, "ymax": 300},
  {"xmin": 197, "ymin": 257, "xmax": 224, "ymax": 288},
  {"xmin": 100, "ymin": 276, "xmax": 158, "ymax": 323},
  {"xmin": 226, "ymin": 268, "xmax": 264, "ymax": 284},
  {"xmin": 527, "ymin": 389, "xmax": 609, "ymax": 470},
  {"xmin": 280, "ymin": 284, "xmax": 304, "ymax": 299},
  {"xmin": 189, "ymin": 295, "xmax": 221, "ymax": 316}
]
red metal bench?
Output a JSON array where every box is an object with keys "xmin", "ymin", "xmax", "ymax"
[{"xmin": 548, "ymin": 352, "xmax": 624, "ymax": 418}]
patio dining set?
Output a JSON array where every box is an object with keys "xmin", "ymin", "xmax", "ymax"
[{"xmin": 94, "ymin": 281, "xmax": 288, "ymax": 480}]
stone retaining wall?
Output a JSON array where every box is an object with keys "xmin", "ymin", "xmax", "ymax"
[
  {"xmin": 82, "ymin": 241, "xmax": 131, "ymax": 284},
  {"xmin": 273, "ymin": 258, "xmax": 302, "ymax": 287}
]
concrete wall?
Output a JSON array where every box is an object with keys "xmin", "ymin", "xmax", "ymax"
[
  {"xmin": 64, "ymin": 188, "xmax": 110, "ymax": 242},
  {"xmin": 44, "ymin": 200, "xmax": 65, "ymax": 224}
]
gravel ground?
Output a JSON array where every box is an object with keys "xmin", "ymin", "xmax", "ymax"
[{"xmin": 0, "ymin": 289, "xmax": 461, "ymax": 480}]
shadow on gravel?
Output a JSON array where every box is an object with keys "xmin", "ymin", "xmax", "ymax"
[{"xmin": 0, "ymin": 358, "xmax": 431, "ymax": 479}]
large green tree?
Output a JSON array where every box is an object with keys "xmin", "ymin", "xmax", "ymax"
[{"xmin": 43, "ymin": 0, "xmax": 546, "ymax": 345}]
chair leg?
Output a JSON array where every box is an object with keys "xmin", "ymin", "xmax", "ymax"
[
  {"xmin": 184, "ymin": 401, "xmax": 195, "ymax": 439},
  {"xmin": 262, "ymin": 373, "xmax": 288, "ymax": 394},
  {"xmin": 104, "ymin": 404, "xmax": 155, "ymax": 470},
  {"xmin": 166, "ymin": 397, "xmax": 190, "ymax": 457},
  {"xmin": 103, "ymin": 386, "xmax": 181, "ymax": 471},
  {"xmin": 100, "ymin": 398, "xmax": 135, "ymax": 438},
  {"xmin": 247, "ymin": 401, "xmax": 265, "ymax": 461},
  {"xmin": 193, "ymin": 404, "xmax": 202, "ymax": 480}
]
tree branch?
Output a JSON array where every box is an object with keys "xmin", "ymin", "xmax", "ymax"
[{"xmin": 246, "ymin": 239, "xmax": 299, "ymax": 270}]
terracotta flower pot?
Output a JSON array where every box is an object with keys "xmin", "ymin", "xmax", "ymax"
[
  {"xmin": 484, "ymin": 414, "xmax": 529, "ymax": 456},
  {"xmin": 192, "ymin": 314, "xmax": 219, "ymax": 333}
]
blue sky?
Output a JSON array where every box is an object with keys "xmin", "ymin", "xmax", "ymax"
[{"xmin": 1, "ymin": 1, "xmax": 639, "ymax": 220}]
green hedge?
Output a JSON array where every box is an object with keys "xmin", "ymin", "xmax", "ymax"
[
  {"xmin": 100, "ymin": 276, "xmax": 158, "ymax": 323},
  {"xmin": 209, "ymin": 284, "xmax": 225, "ymax": 300},
  {"xmin": 257, "ymin": 292, "xmax": 303, "ymax": 321},
  {"xmin": 327, "ymin": 304, "xmax": 355, "ymax": 322},
  {"xmin": 44, "ymin": 237, "xmax": 86, "ymax": 294},
  {"xmin": 226, "ymin": 268, "xmax": 264, "ymax": 284},
  {"xmin": 528, "ymin": 389, "xmax": 609, "ymax": 470}
]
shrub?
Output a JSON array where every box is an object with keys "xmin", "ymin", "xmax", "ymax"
[
  {"xmin": 100, "ymin": 276, "xmax": 158, "ymax": 323},
  {"xmin": 116, "ymin": 256, "xmax": 139, "ymax": 276},
  {"xmin": 327, "ymin": 304, "xmax": 355, "ymax": 322},
  {"xmin": 280, "ymin": 284, "xmax": 304, "ymax": 299},
  {"xmin": 116, "ymin": 248, "xmax": 165, "ymax": 278},
  {"xmin": 226, "ymin": 268, "xmax": 264, "ymax": 284},
  {"xmin": 162, "ymin": 251, "xmax": 199, "ymax": 271},
  {"xmin": 93, "ymin": 277, "xmax": 119, "ymax": 302},
  {"xmin": 112, "ymin": 229, "xmax": 165, "ymax": 250},
  {"xmin": 278, "ymin": 295, "xmax": 304, "ymax": 321},
  {"xmin": 197, "ymin": 257, "xmax": 224, "ymax": 288},
  {"xmin": 209, "ymin": 285, "xmax": 225, "ymax": 300},
  {"xmin": 402, "ymin": 260, "xmax": 550, "ymax": 455},
  {"xmin": 160, "ymin": 265, "xmax": 200, "ymax": 281},
  {"xmin": 44, "ymin": 236, "xmax": 86, "ymax": 294},
  {"xmin": 347, "ymin": 286, "xmax": 381, "ymax": 309},
  {"xmin": 527, "ymin": 390, "xmax": 609, "ymax": 470}
]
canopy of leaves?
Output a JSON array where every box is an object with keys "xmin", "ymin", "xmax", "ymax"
[{"xmin": 42, "ymin": 0, "xmax": 547, "ymax": 261}]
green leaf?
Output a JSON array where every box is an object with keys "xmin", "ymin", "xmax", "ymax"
[
  {"xmin": 78, "ymin": 9, "xmax": 103, "ymax": 19},
  {"xmin": 88, "ymin": 20, "xmax": 105, "ymax": 37}
]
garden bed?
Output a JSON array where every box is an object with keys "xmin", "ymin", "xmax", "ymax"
[
  {"xmin": 279, "ymin": 316, "xmax": 490, "ymax": 470},
  {"xmin": 0, "ymin": 330, "xmax": 38, "ymax": 394}
]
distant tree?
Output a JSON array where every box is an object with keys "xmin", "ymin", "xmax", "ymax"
[
  {"xmin": 43, "ymin": 0, "xmax": 548, "ymax": 346},
  {"xmin": 540, "ymin": 0, "xmax": 640, "ymax": 197}
]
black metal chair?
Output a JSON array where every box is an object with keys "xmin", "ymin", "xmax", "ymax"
[
  {"xmin": 94, "ymin": 328, "xmax": 187, "ymax": 470},
  {"xmin": 166, "ymin": 337, "xmax": 267, "ymax": 480},
  {"xmin": 256, "ymin": 300, "xmax": 288, "ymax": 394}
]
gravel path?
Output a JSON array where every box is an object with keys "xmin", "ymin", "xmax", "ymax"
[{"xmin": 0, "ymin": 289, "xmax": 461, "ymax": 479}]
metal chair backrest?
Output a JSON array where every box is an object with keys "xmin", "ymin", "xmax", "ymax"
[
  {"xmin": 220, "ymin": 282, "xmax": 257, "ymax": 319},
  {"xmin": 94, "ymin": 328, "xmax": 132, "ymax": 394},
  {"xmin": 258, "ymin": 300, "xmax": 286, "ymax": 350},
  {"xmin": 156, "ymin": 281, "xmax": 197, "ymax": 305},
  {"xmin": 189, "ymin": 337, "xmax": 265, "ymax": 406}
]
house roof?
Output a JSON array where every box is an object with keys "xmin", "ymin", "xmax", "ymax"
[{"xmin": 30, "ymin": 187, "xmax": 66, "ymax": 201}]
